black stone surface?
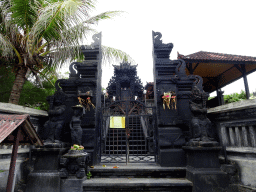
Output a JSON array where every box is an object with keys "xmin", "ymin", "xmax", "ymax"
[
  {"xmin": 159, "ymin": 149, "xmax": 186, "ymax": 167},
  {"xmin": 25, "ymin": 148, "xmax": 68, "ymax": 192},
  {"xmin": 158, "ymin": 127, "xmax": 186, "ymax": 148},
  {"xmin": 25, "ymin": 172, "xmax": 60, "ymax": 192},
  {"xmin": 183, "ymin": 146, "xmax": 222, "ymax": 168},
  {"xmin": 183, "ymin": 146, "xmax": 229, "ymax": 192},
  {"xmin": 60, "ymin": 177, "xmax": 83, "ymax": 192},
  {"xmin": 186, "ymin": 167, "xmax": 229, "ymax": 192}
]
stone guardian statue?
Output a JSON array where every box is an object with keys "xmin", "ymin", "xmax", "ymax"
[
  {"xmin": 189, "ymin": 85, "xmax": 217, "ymax": 146},
  {"xmin": 44, "ymin": 90, "xmax": 67, "ymax": 144},
  {"xmin": 70, "ymin": 105, "xmax": 84, "ymax": 145}
]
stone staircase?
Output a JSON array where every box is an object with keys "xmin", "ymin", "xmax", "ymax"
[{"xmin": 83, "ymin": 163, "xmax": 192, "ymax": 192}]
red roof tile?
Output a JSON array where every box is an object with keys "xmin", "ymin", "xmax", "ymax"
[
  {"xmin": 0, "ymin": 114, "xmax": 43, "ymax": 145},
  {"xmin": 178, "ymin": 51, "xmax": 256, "ymax": 62}
]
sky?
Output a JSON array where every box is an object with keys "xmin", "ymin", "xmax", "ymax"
[{"xmin": 63, "ymin": 0, "xmax": 256, "ymax": 97}]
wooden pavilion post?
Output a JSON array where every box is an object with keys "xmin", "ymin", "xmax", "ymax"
[
  {"xmin": 6, "ymin": 127, "xmax": 21, "ymax": 192},
  {"xmin": 189, "ymin": 63, "xmax": 193, "ymax": 74},
  {"xmin": 241, "ymin": 64, "xmax": 250, "ymax": 99},
  {"xmin": 216, "ymin": 88, "xmax": 224, "ymax": 106}
]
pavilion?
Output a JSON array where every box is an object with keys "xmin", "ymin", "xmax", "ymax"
[
  {"xmin": 0, "ymin": 114, "xmax": 43, "ymax": 192},
  {"xmin": 177, "ymin": 51, "xmax": 256, "ymax": 105}
]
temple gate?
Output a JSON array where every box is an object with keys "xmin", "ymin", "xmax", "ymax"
[{"xmin": 101, "ymin": 63, "xmax": 157, "ymax": 163}]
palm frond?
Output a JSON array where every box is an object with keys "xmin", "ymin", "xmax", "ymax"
[
  {"xmin": 43, "ymin": 45, "xmax": 83, "ymax": 69},
  {"xmin": 10, "ymin": 0, "xmax": 41, "ymax": 30},
  {"xmin": 61, "ymin": 23, "xmax": 97, "ymax": 43},
  {"xmin": 84, "ymin": 11, "xmax": 122, "ymax": 24},
  {"xmin": 29, "ymin": 0, "xmax": 121, "ymax": 58},
  {"xmin": 44, "ymin": 44, "xmax": 135, "ymax": 69},
  {"xmin": 0, "ymin": 0, "xmax": 14, "ymax": 36},
  {"xmin": 102, "ymin": 46, "xmax": 135, "ymax": 65},
  {"xmin": 0, "ymin": 33, "xmax": 22, "ymax": 62},
  {"xmin": 29, "ymin": 0, "xmax": 94, "ymax": 45}
]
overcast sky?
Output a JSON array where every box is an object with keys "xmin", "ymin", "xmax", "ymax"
[{"xmin": 65, "ymin": 0, "xmax": 256, "ymax": 96}]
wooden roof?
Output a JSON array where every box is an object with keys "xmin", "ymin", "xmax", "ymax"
[
  {"xmin": 178, "ymin": 51, "xmax": 256, "ymax": 93},
  {"xmin": 0, "ymin": 114, "xmax": 43, "ymax": 146}
]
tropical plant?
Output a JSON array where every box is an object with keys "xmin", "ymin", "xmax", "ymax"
[
  {"xmin": 0, "ymin": 0, "xmax": 133, "ymax": 105},
  {"xmin": 0, "ymin": 66, "xmax": 56, "ymax": 110},
  {"xmin": 223, "ymin": 90, "xmax": 247, "ymax": 104}
]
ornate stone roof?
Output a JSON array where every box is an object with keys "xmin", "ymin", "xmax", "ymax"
[{"xmin": 113, "ymin": 62, "xmax": 138, "ymax": 71}]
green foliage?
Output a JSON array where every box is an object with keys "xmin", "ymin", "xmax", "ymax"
[
  {"xmin": 1, "ymin": 0, "xmax": 133, "ymax": 104},
  {"xmin": 19, "ymin": 80, "xmax": 55, "ymax": 111},
  {"xmin": 0, "ymin": 67, "xmax": 55, "ymax": 110},
  {"xmin": 87, "ymin": 171, "xmax": 92, "ymax": 179},
  {"xmin": 223, "ymin": 90, "xmax": 247, "ymax": 104},
  {"xmin": 0, "ymin": 66, "xmax": 15, "ymax": 102},
  {"xmin": 208, "ymin": 96, "xmax": 214, "ymax": 100}
]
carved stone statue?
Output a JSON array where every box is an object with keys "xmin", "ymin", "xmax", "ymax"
[
  {"xmin": 189, "ymin": 85, "xmax": 217, "ymax": 146},
  {"xmin": 44, "ymin": 90, "xmax": 67, "ymax": 144},
  {"xmin": 70, "ymin": 105, "xmax": 83, "ymax": 145}
]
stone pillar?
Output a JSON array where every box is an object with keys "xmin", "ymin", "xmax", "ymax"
[
  {"xmin": 220, "ymin": 126, "xmax": 229, "ymax": 146},
  {"xmin": 229, "ymin": 127, "xmax": 236, "ymax": 146},
  {"xmin": 235, "ymin": 127, "xmax": 242, "ymax": 147},
  {"xmin": 183, "ymin": 146, "xmax": 229, "ymax": 192},
  {"xmin": 249, "ymin": 126, "xmax": 256, "ymax": 147},
  {"xmin": 25, "ymin": 147, "xmax": 68, "ymax": 192},
  {"xmin": 152, "ymin": 31, "xmax": 187, "ymax": 167},
  {"xmin": 242, "ymin": 126, "xmax": 249, "ymax": 147}
]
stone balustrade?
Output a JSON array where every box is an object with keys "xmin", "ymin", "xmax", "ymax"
[{"xmin": 208, "ymin": 99, "xmax": 256, "ymax": 188}]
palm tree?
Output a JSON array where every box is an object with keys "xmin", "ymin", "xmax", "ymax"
[{"xmin": 0, "ymin": 0, "xmax": 133, "ymax": 104}]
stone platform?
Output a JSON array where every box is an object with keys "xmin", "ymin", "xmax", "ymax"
[{"xmin": 83, "ymin": 163, "xmax": 192, "ymax": 192}]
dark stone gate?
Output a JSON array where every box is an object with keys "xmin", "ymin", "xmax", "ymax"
[
  {"xmin": 101, "ymin": 99, "xmax": 157, "ymax": 163},
  {"xmin": 100, "ymin": 62, "xmax": 157, "ymax": 163}
]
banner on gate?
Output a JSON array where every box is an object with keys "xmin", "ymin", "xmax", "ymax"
[{"xmin": 110, "ymin": 116, "xmax": 125, "ymax": 128}]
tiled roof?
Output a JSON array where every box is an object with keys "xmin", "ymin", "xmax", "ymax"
[
  {"xmin": 177, "ymin": 51, "xmax": 256, "ymax": 62},
  {"xmin": 0, "ymin": 114, "xmax": 43, "ymax": 145}
]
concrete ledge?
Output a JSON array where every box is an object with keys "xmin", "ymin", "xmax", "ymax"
[
  {"xmin": 0, "ymin": 159, "xmax": 27, "ymax": 191},
  {"xmin": 0, "ymin": 147, "xmax": 30, "ymax": 155},
  {"xmin": 0, "ymin": 102, "xmax": 48, "ymax": 116},
  {"xmin": 83, "ymin": 178, "xmax": 192, "ymax": 187},
  {"xmin": 226, "ymin": 147, "xmax": 256, "ymax": 154},
  {"xmin": 227, "ymin": 155, "xmax": 256, "ymax": 187},
  {"xmin": 207, "ymin": 99, "xmax": 256, "ymax": 114}
]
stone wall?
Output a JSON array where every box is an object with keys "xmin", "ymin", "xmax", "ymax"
[
  {"xmin": 208, "ymin": 99, "xmax": 256, "ymax": 188},
  {"xmin": 0, "ymin": 102, "xmax": 47, "ymax": 191}
]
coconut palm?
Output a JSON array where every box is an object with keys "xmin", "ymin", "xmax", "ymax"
[{"xmin": 0, "ymin": 0, "xmax": 133, "ymax": 104}]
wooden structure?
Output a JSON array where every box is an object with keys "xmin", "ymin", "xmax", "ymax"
[
  {"xmin": 178, "ymin": 51, "xmax": 256, "ymax": 101},
  {"xmin": 0, "ymin": 114, "xmax": 43, "ymax": 192}
]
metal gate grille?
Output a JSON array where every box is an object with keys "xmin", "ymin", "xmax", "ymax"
[
  {"xmin": 128, "ymin": 116, "xmax": 147, "ymax": 155},
  {"xmin": 101, "ymin": 100, "xmax": 157, "ymax": 163}
]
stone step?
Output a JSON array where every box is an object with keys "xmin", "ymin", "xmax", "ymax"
[
  {"xmin": 83, "ymin": 178, "xmax": 192, "ymax": 192},
  {"xmin": 88, "ymin": 163, "xmax": 186, "ymax": 178}
]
